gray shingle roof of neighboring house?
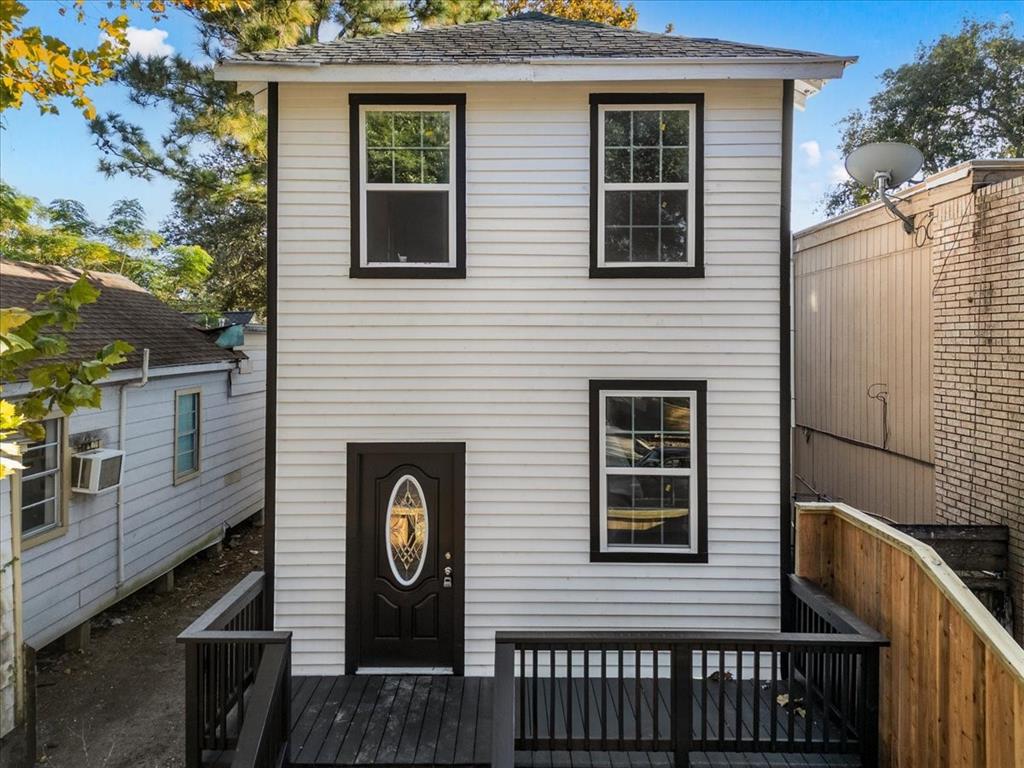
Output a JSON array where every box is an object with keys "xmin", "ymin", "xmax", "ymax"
[
  {"xmin": 0, "ymin": 259, "xmax": 242, "ymax": 376},
  {"xmin": 226, "ymin": 12, "xmax": 851, "ymax": 66}
]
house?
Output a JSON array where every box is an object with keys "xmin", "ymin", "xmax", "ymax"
[
  {"xmin": 792, "ymin": 159, "xmax": 1024, "ymax": 641},
  {"xmin": 0, "ymin": 260, "xmax": 265, "ymax": 756}
]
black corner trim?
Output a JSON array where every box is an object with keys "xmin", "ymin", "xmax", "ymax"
[
  {"xmin": 263, "ymin": 82, "xmax": 279, "ymax": 627},
  {"xmin": 588, "ymin": 379, "xmax": 709, "ymax": 564},
  {"xmin": 588, "ymin": 93, "xmax": 705, "ymax": 280},
  {"xmin": 349, "ymin": 93, "xmax": 467, "ymax": 279},
  {"xmin": 779, "ymin": 81, "xmax": 795, "ymax": 628}
]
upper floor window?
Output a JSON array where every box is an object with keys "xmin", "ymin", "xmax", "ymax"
[
  {"xmin": 350, "ymin": 95, "xmax": 466, "ymax": 279},
  {"xmin": 174, "ymin": 389, "xmax": 201, "ymax": 483},
  {"xmin": 590, "ymin": 94, "xmax": 704, "ymax": 278},
  {"xmin": 20, "ymin": 417, "xmax": 65, "ymax": 542},
  {"xmin": 590, "ymin": 380, "xmax": 708, "ymax": 563}
]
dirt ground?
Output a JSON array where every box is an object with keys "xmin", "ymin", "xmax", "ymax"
[{"xmin": 32, "ymin": 521, "xmax": 264, "ymax": 768}]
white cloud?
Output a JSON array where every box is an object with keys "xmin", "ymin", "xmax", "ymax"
[
  {"xmin": 102, "ymin": 27, "xmax": 174, "ymax": 58},
  {"xmin": 799, "ymin": 140, "xmax": 821, "ymax": 167},
  {"xmin": 829, "ymin": 162, "xmax": 851, "ymax": 184}
]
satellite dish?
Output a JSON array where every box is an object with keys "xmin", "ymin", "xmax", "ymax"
[
  {"xmin": 845, "ymin": 142, "xmax": 924, "ymax": 189},
  {"xmin": 844, "ymin": 142, "xmax": 924, "ymax": 234}
]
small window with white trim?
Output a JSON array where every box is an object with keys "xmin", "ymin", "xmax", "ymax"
[
  {"xmin": 350, "ymin": 95, "xmax": 466, "ymax": 278},
  {"xmin": 590, "ymin": 380, "xmax": 708, "ymax": 563},
  {"xmin": 590, "ymin": 94, "xmax": 704, "ymax": 278},
  {"xmin": 174, "ymin": 389, "xmax": 201, "ymax": 483},
  {"xmin": 20, "ymin": 417, "xmax": 65, "ymax": 540}
]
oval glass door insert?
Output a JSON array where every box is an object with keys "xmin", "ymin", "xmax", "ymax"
[{"xmin": 386, "ymin": 474, "xmax": 429, "ymax": 586}]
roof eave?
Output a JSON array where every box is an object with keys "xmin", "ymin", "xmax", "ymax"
[{"xmin": 215, "ymin": 57, "xmax": 854, "ymax": 86}]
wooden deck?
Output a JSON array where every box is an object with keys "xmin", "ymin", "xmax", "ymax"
[{"xmin": 287, "ymin": 676, "xmax": 859, "ymax": 768}]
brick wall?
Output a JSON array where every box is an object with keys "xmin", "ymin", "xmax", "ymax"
[{"xmin": 932, "ymin": 175, "xmax": 1024, "ymax": 643}]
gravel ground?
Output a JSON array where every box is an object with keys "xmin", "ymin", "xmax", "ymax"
[{"xmin": 33, "ymin": 521, "xmax": 264, "ymax": 768}]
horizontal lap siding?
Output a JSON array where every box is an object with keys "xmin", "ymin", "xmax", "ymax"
[{"xmin": 275, "ymin": 81, "xmax": 783, "ymax": 675}]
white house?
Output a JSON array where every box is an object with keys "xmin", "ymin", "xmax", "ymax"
[
  {"xmin": 215, "ymin": 12, "xmax": 854, "ymax": 677},
  {"xmin": 0, "ymin": 260, "xmax": 265, "ymax": 669}
]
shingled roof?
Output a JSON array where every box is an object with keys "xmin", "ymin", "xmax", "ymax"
[
  {"xmin": 1, "ymin": 260, "xmax": 241, "ymax": 376},
  {"xmin": 226, "ymin": 12, "xmax": 850, "ymax": 66}
]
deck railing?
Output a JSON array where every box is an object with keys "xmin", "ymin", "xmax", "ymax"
[
  {"xmin": 493, "ymin": 582, "xmax": 887, "ymax": 768},
  {"xmin": 178, "ymin": 571, "xmax": 292, "ymax": 768},
  {"xmin": 796, "ymin": 502, "xmax": 1024, "ymax": 768}
]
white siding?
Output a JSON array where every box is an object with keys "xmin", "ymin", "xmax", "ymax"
[
  {"xmin": 19, "ymin": 359, "xmax": 265, "ymax": 648},
  {"xmin": 1, "ymin": 476, "xmax": 16, "ymax": 737},
  {"xmin": 275, "ymin": 81, "xmax": 784, "ymax": 675}
]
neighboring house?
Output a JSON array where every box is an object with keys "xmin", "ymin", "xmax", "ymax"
[
  {"xmin": 0, "ymin": 259, "xmax": 266, "ymax": 661},
  {"xmin": 215, "ymin": 12, "xmax": 855, "ymax": 679},
  {"xmin": 793, "ymin": 160, "xmax": 1024, "ymax": 640}
]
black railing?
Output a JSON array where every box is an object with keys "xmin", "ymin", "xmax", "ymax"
[
  {"xmin": 178, "ymin": 571, "xmax": 292, "ymax": 768},
  {"xmin": 493, "ymin": 582, "xmax": 887, "ymax": 768}
]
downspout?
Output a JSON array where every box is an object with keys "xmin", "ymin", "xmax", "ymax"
[{"xmin": 116, "ymin": 348, "xmax": 149, "ymax": 587}]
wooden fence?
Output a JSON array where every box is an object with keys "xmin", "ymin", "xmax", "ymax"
[{"xmin": 795, "ymin": 502, "xmax": 1024, "ymax": 767}]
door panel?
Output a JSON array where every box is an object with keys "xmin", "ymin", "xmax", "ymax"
[{"xmin": 346, "ymin": 443, "xmax": 464, "ymax": 672}]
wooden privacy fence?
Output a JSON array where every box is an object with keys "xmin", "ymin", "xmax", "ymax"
[{"xmin": 796, "ymin": 502, "xmax": 1024, "ymax": 768}]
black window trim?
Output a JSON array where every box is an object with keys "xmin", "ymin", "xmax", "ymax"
[
  {"xmin": 589, "ymin": 93, "xmax": 705, "ymax": 279},
  {"xmin": 589, "ymin": 379, "xmax": 709, "ymax": 563},
  {"xmin": 349, "ymin": 93, "xmax": 467, "ymax": 279}
]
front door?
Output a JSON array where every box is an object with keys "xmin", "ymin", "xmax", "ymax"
[{"xmin": 346, "ymin": 443, "xmax": 465, "ymax": 673}]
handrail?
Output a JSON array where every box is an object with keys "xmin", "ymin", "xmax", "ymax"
[
  {"xmin": 231, "ymin": 641, "xmax": 291, "ymax": 768},
  {"xmin": 788, "ymin": 575, "xmax": 888, "ymax": 641},
  {"xmin": 180, "ymin": 571, "xmax": 266, "ymax": 638},
  {"xmin": 797, "ymin": 501, "xmax": 1024, "ymax": 680},
  {"xmin": 495, "ymin": 629, "xmax": 887, "ymax": 648}
]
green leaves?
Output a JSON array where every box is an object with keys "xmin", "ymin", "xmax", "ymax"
[{"xmin": 1, "ymin": 275, "xmax": 135, "ymax": 477}]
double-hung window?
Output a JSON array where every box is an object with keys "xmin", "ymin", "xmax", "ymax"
[
  {"xmin": 590, "ymin": 381, "xmax": 708, "ymax": 562},
  {"xmin": 590, "ymin": 94, "xmax": 704, "ymax": 278},
  {"xmin": 350, "ymin": 95, "xmax": 466, "ymax": 278},
  {"xmin": 174, "ymin": 389, "xmax": 201, "ymax": 483},
  {"xmin": 20, "ymin": 417, "xmax": 65, "ymax": 542}
]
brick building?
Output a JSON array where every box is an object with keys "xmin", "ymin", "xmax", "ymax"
[{"xmin": 793, "ymin": 160, "xmax": 1024, "ymax": 642}]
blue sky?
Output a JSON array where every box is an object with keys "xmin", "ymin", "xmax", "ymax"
[{"xmin": 1, "ymin": 0, "xmax": 1019, "ymax": 231}]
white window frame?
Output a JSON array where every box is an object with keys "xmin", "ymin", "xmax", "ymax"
[
  {"xmin": 358, "ymin": 104, "xmax": 458, "ymax": 269},
  {"xmin": 596, "ymin": 103, "xmax": 697, "ymax": 269},
  {"xmin": 19, "ymin": 417, "xmax": 65, "ymax": 541},
  {"xmin": 174, "ymin": 388, "xmax": 201, "ymax": 484},
  {"xmin": 597, "ymin": 388, "xmax": 700, "ymax": 554}
]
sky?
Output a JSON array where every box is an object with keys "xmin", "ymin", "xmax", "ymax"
[{"xmin": 0, "ymin": 0, "xmax": 1020, "ymax": 231}]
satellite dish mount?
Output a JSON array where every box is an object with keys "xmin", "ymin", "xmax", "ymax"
[{"xmin": 845, "ymin": 142, "xmax": 924, "ymax": 235}]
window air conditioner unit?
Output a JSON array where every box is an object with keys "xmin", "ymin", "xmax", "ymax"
[{"xmin": 71, "ymin": 448, "xmax": 125, "ymax": 494}]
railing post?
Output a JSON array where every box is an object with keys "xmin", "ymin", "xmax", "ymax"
[
  {"xmin": 671, "ymin": 643, "xmax": 691, "ymax": 768},
  {"xmin": 184, "ymin": 641, "xmax": 200, "ymax": 768},
  {"xmin": 492, "ymin": 641, "xmax": 515, "ymax": 768},
  {"xmin": 860, "ymin": 647, "xmax": 881, "ymax": 768}
]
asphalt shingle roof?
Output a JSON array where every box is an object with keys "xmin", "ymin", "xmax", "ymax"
[
  {"xmin": 227, "ymin": 12, "xmax": 848, "ymax": 66},
  {"xmin": 0, "ymin": 260, "xmax": 242, "ymax": 375}
]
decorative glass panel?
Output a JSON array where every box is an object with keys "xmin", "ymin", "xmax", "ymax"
[{"xmin": 386, "ymin": 475, "xmax": 429, "ymax": 586}]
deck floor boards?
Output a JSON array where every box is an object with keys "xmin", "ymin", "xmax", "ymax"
[{"xmin": 287, "ymin": 676, "xmax": 860, "ymax": 768}]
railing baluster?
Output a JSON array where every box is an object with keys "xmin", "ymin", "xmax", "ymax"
[
  {"xmin": 787, "ymin": 644, "xmax": 796, "ymax": 751},
  {"xmin": 634, "ymin": 646, "xmax": 642, "ymax": 750},
  {"xmin": 734, "ymin": 645, "xmax": 742, "ymax": 752},
  {"xmin": 823, "ymin": 647, "xmax": 832, "ymax": 748},
  {"xmin": 700, "ymin": 649, "xmax": 708, "ymax": 744},
  {"xmin": 717, "ymin": 647, "xmax": 725, "ymax": 751},
  {"xmin": 519, "ymin": 648, "xmax": 526, "ymax": 743},
  {"xmin": 672, "ymin": 643, "xmax": 691, "ymax": 768},
  {"xmin": 601, "ymin": 646, "xmax": 608, "ymax": 750},
  {"xmin": 532, "ymin": 648, "xmax": 539, "ymax": 750},
  {"xmin": 805, "ymin": 647, "xmax": 814, "ymax": 749},
  {"xmin": 566, "ymin": 647, "xmax": 573, "ymax": 744},
  {"xmin": 770, "ymin": 646, "xmax": 778, "ymax": 750},
  {"xmin": 652, "ymin": 647, "xmax": 659, "ymax": 746},
  {"xmin": 583, "ymin": 648, "xmax": 590, "ymax": 742},
  {"xmin": 549, "ymin": 647, "xmax": 556, "ymax": 745},
  {"xmin": 752, "ymin": 649, "xmax": 760, "ymax": 750},
  {"xmin": 617, "ymin": 645, "xmax": 624, "ymax": 750}
]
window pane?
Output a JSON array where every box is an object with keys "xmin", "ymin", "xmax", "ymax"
[
  {"xmin": 604, "ymin": 191, "xmax": 630, "ymax": 226},
  {"xmin": 177, "ymin": 396, "xmax": 196, "ymax": 433},
  {"xmin": 607, "ymin": 475, "xmax": 690, "ymax": 547},
  {"xmin": 633, "ymin": 148, "xmax": 660, "ymax": 183},
  {"xmin": 422, "ymin": 112, "xmax": 450, "ymax": 147},
  {"xmin": 422, "ymin": 149, "xmax": 449, "ymax": 184},
  {"xmin": 367, "ymin": 149, "xmax": 393, "ymax": 183},
  {"xmin": 22, "ymin": 499, "xmax": 56, "ymax": 535},
  {"xmin": 177, "ymin": 433, "xmax": 195, "ymax": 459},
  {"xmin": 394, "ymin": 112, "xmax": 421, "ymax": 147},
  {"xmin": 22, "ymin": 473, "xmax": 56, "ymax": 510},
  {"xmin": 632, "ymin": 111, "xmax": 660, "ymax": 146},
  {"xmin": 367, "ymin": 190, "xmax": 449, "ymax": 264},
  {"xmin": 604, "ymin": 149, "xmax": 631, "ymax": 183},
  {"xmin": 660, "ymin": 190, "xmax": 687, "ymax": 227},
  {"xmin": 394, "ymin": 149, "xmax": 421, "ymax": 183},
  {"xmin": 662, "ymin": 147, "xmax": 689, "ymax": 183},
  {"xmin": 662, "ymin": 435, "xmax": 691, "ymax": 469},
  {"xmin": 634, "ymin": 396, "xmax": 661, "ymax": 431},
  {"xmin": 632, "ymin": 227, "xmax": 658, "ymax": 261},
  {"xmin": 176, "ymin": 450, "xmax": 196, "ymax": 475},
  {"xmin": 605, "ymin": 396, "xmax": 632, "ymax": 432},
  {"xmin": 605, "ymin": 434, "xmax": 633, "ymax": 467},
  {"xmin": 663, "ymin": 397, "xmax": 691, "ymax": 432},
  {"xmin": 365, "ymin": 112, "xmax": 393, "ymax": 147},
  {"xmin": 631, "ymin": 191, "xmax": 659, "ymax": 225},
  {"xmin": 634, "ymin": 434, "xmax": 663, "ymax": 467},
  {"xmin": 662, "ymin": 110, "xmax": 689, "ymax": 145},
  {"xmin": 604, "ymin": 111, "xmax": 631, "ymax": 146},
  {"xmin": 661, "ymin": 226, "xmax": 688, "ymax": 262},
  {"xmin": 604, "ymin": 227, "xmax": 630, "ymax": 262},
  {"xmin": 21, "ymin": 442, "xmax": 58, "ymax": 477}
]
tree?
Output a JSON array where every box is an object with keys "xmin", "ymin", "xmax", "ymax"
[
  {"xmin": 824, "ymin": 19, "xmax": 1024, "ymax": 216},
  {"xmin": 1, "ymin": 182, "xmax": 213, "ymax": 310},
  {"xmin": 1, "ymin": 278, "xmax": 133, "ymax": 479},
  {"xmin": 0, "ymin": 0, "xmax": 248, "ymax": 120},
  {"xmin": 502, "ymin": 0, "xmax": 636, "ymax": 28}
]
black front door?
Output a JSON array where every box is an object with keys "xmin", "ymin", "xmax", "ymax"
[{"xmin": 346, "ymin": 443, "xmax": 465, "ymax": 673}]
